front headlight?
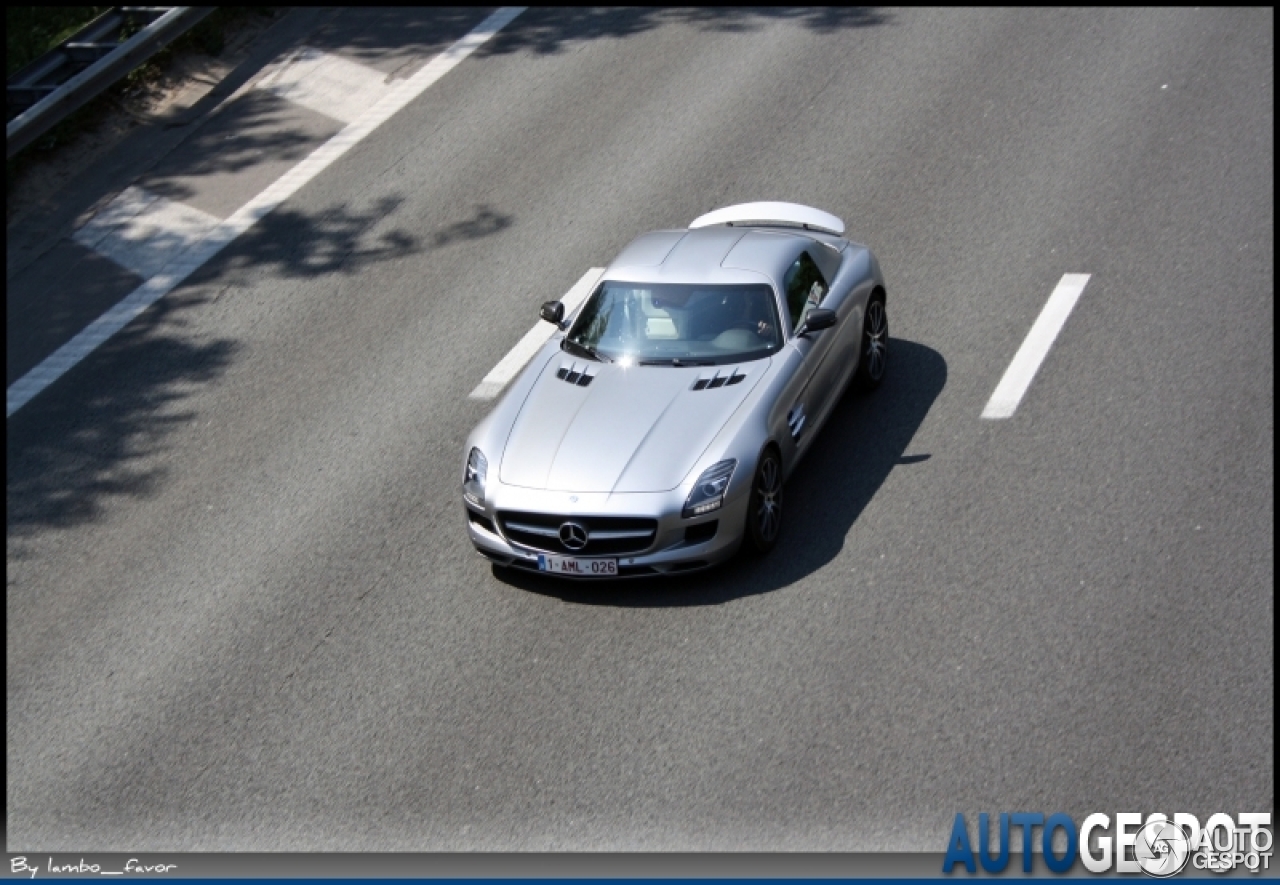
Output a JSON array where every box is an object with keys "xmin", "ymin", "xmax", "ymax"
[
  {"xmin": 463, "ymin": 447, "xmax": 488, "ymax": 507},
  {"xmin": 683, "ymin": 459, "xmax": 736, "ymax": 518}
]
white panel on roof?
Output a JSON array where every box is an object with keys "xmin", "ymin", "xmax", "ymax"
[{"xmin": 689, "ymin": 202, "xmax": 845, "ymax": 235}]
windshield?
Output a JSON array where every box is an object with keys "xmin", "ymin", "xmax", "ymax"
[{"xmin": 564, "ymin": 282, "xmax": 782, "ymax": 365}]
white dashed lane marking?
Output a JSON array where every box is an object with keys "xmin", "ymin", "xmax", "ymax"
[
  {"xmin": 7, "ymin": 7, "xmax": 527, "ymax": 418},
  {"xmin": 982, "ymin": 273, "xmax": 1091, "ymax": 419},
  {"xmin": 469, "ymin": 267, "xmax": 605, "ymax": 400}
]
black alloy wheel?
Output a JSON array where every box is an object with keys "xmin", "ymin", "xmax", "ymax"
[
  {"xmin": 744, "ymin": 448, "xmax": 783, "ymax": 554},
  {"xmin": 855, "ymin": 294, "xmax": 888, "ymax": 390}
]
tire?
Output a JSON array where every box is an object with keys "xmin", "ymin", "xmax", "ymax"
[
  {"xmin": 744, "ymin": 447, "xmax": 783, "ymax": 555},
  {"xmin": 854, "ymin": 294, "xmax": 888, "ymax": 391}
]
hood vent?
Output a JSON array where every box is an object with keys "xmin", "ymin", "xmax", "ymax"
[
  {"xmin": 556, "ymin": 361, "xmax": 597, "ymax": 387},
  {"xmin": 692, "ymin": 368, "xmax": 746, "ymax": 391}
]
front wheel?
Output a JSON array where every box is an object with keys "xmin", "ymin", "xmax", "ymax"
[
  {"xmin": 854, "ymin": 294, "xmax": 888, "ymax": 391},
  {"xmin": 744, "ymin": 448, "xmax": 783, "ymax": 555}
]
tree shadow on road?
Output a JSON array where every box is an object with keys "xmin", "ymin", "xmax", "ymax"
[
  {"xmin": 483, "ymin": 8, "xmax": 892, "ymax": 57},
  {"xmin": 6, "ymin": 303, "xmax": 238, "ymax": 547},
  {"xmin": 6, "ymin": 201, "xmax": 509, "ymax": 542},
  {"xmin": 138, "ymin": 90, "xmax": 331, "ymax": 209},
  {"xmin": 219, "ymin": 196, "xmax": 410, "ymax": 280},
  {"xmin": 494, "ymin": 338, "xmax": 947, "ymax": 607}
]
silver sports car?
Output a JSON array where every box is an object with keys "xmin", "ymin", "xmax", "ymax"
[{"xmin": 462, "ymin": 202, "xmax": 887, "ymax": 578}]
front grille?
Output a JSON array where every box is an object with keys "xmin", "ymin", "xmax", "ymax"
[{"xmin": 497, "ymin": 511, "xmax": 658, "ymax": 556}]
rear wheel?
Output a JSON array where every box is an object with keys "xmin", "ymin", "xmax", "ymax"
[
  {"xmin": 744, "ymin": 448, "xmax": 783, "ymax": 555},
  {"xmin": 854, "ymin": 294, "xmax": 887, "ymax": 391}
]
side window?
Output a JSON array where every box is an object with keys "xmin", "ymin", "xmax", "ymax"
[{"xmin": 783, "ymin": 251, "xmax": 829, "ymax": 329}]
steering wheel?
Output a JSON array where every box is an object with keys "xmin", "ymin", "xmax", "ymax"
[{"xmin": 728, "ymin": 320, "xmax": 774, "ymax": 337}]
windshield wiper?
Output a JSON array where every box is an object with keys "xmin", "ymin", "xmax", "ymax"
[
  {"xmin": 562, "ymin": 339, "xmax": 611, "ymax": 362},
  {"xmin": 638, "ymin": 357, "xmax": 715, "ymax": 367}
]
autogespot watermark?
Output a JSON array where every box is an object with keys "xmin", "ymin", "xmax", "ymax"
[{"xmin": 943, "ymin": 812, "xmax": 1273, "ymax": 876}]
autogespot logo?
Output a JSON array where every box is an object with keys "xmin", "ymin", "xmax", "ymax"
[
  {"xmin": 943, "ymin": 812, "xmax": 1273, "ymax": 876},
  {"xmin": 1134, "ymin": 818, "xmax": 1191, "ymax": 877}
]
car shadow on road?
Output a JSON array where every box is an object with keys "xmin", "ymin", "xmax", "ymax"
[{"xmin": 492, "ymin": 337, "xmax": 946, "ymax": 606}]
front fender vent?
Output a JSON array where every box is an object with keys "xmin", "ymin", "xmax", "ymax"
[
  {"xmin": 788, "ymin": 403, "xmax": 806, "ymax": 440},
  {"xmin": 556, "ymin": 361, "xmax": 597, "ymax": 387},
  {"xmin": 692, "ymin": 368, "xmax": 746, "ymax": 391}
]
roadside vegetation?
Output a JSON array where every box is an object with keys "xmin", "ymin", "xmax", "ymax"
[
  {"xmin": 7, "ymin": 7, "xmax": 273, "ymax": 195},
  {"xmin": 7, "ymin": 7, "xmax": 110, "ymax": 77}
]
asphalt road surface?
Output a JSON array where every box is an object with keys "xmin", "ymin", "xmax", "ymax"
[{"xmin": 7, "ymin": 7, "xmax": 1272, "ymax": 850}]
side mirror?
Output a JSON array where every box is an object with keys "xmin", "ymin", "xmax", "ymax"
[
  {"xmin": 540, "ymin": 300, "xmax": 565, "ymax": 328},
  {"xmin": 796, "ymin": 308, "xmax": 836, "ymax": 337}
]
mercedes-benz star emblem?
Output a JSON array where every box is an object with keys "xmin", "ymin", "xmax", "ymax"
[{"xmin": 559, "ymin": 521, "xmax": 588, "ymax": 551}]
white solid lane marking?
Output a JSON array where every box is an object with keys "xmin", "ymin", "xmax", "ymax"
[
  {"xmin": 469, "ymin": 267, "xmax": 605, "ymax": 400},
  {"xmin": 7, "ymin": 7, "xmax": 526, "ymax": 419},
  {"xmin": 257, "ymin": 46, "xmax": 390, "ymax": 124},
  {"xmin": 982, "ymin": 273, "xmax": 1091, "ymax": 419},
  {"xmin": 72, "ymin": 185, "xmax": 222, "ymax": 279}
]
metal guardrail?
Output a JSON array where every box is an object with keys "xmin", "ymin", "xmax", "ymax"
[{"xmin": 7, "ymin": 6, "xmax": 215, "ymax": 159}]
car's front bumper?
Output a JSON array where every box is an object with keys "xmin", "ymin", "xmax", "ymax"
[{"xmin": 464, "ymin": 483, "xmax": 748, "ymax": 578}]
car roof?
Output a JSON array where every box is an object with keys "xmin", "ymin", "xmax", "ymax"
[{"xmin": 603, "ymin": 225, "xmax": 845, "ymax": 289}]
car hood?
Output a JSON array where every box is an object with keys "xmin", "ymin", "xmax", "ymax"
[{"xmin": 499, "ymin": 355, "xmax": 767, "ymax": 493}]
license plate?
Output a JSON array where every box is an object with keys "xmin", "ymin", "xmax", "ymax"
[{"xmin": 537, "ymin": 554, "xmax": 618, "ymax": 576}]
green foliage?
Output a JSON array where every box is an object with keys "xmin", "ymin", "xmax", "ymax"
[
  {"xmin": 123, "ymin": 8, "xmax": 273, "ymax": 87},
  {"xmin": 7, "ymin": 7, "xmax": 110, "ymax": 77},
  {"xmin": 7, "ymin": 7, "xmax": 274, "ymax": 188}
]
